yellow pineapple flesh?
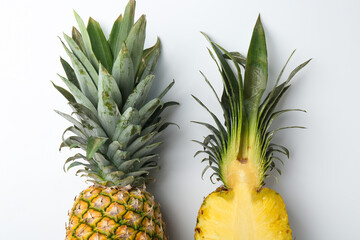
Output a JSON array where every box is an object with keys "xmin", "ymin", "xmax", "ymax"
[
  {"xmin": 195, "ymin": 187, "xmax": 291, "ymax": 239},
  {"xmin": 196, "ymin": 156, "xmax": 291, "ymax": 239}
]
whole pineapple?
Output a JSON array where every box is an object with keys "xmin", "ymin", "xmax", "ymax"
[
  {"xmin": 53, "ymin": 1, "xmax": 176, "ymax": 239},
  {"xmin": 193, "ymin": 17, "xmax": 310, "ymax": 239}
]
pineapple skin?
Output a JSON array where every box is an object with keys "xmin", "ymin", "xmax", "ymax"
[
  {"xmin": 66, "ymin": 186, "xmax": 166, "ymax": 240},
  {"xmin": 195, "ymin": 187, "xmax": 292, "ymax": 240}
]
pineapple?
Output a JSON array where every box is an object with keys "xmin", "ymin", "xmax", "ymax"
[
  {"xmin": 53, "ymin": 1, "xmax": 177, "ymax": 239},
  {"xmin": 193, "ymin": 16, "xmax": 310, "ymax": 239}
]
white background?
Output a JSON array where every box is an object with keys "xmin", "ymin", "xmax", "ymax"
[{"xmin": 0, "ymin": 0, "xmax": 359, "ymax": 239}]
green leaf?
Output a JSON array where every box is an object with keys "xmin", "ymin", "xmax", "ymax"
[
  {"xmin": 158, "ymin": 80, "xmax": 175, "ymax": 99},
  {"xmin": 58, "ymin": 74, "xmax": 97, "ymax": 115},
  {"xmin": 127, "ymin": 170, "xmax": 149, "ymax": 177},
  {"xmin": 125, "ymin": 14, "xmax": 146, "ymax": 74},
  {"xmin": 113, "ymin": 149, "xmax": 129, "ymax": 167},
  {"xmin": 86, "ymin": 136, "xmax": 108, "ymax": 159},
  {"xmin": 194, "ymin": 150, "xmax": 216, "ymax": 159},
  {"xmin": 268, "ymin": 148, "xmax": 288, "ymax": 159},
  {"xmin": 107, "ymin": 141, "xmax": 122, "ymax": 159},
  {"xmin": 269, "ymin": 143, "xmax": 290, "ymax": 158},
  {"xmin": 87, "ymin": 18, "xmax": 113, "ymax": 72},
  {"xmin": 158, "ymin": 122, "xmax": 179, "ymax": 132},
  {"xmin": 192, "ymin": 95, "xmax": 227, "ymax": 144},
  {"xmin": 67, "ymin": 161, "xmax": 89, "ymax": 171},
  {"xmin": 192, "ymin": 140, "xmax": 221, "ymax": 160},
  {"xmin": 115, "ymin": 176, "xmax": 135, "ymax": 187},
  {"xmin": 138, "ymin": 98, "xmax": 162, "ymax": 126},
  {"xmin": 259, "ymin": 57, "xmax": 311, "ymax": 121},
  {"xmin": 131, "ymin": 177, "xmax": 148, "ymax": 187},
  {"xmin": 73, "ymin": 10, "xmax": 99, "ymax": 70},
  {"xmin": 224, "ymin": 51, "xmax": 246, "ymax": 67},
  {"xmin": 145, "ymin": 101, "xmax": 179, "ymax": 127},
  {"xmin": 63, "ymin": 136, "xmax": 87, "ymax": 150},
  {"xmin": 203, "ymin": 134, "xmax": 221, "ymax": 150},
  {"xmin": 135, "ymin": 155, "xmax": 159, "ymax": 169},
  {"xmin": 122, "ymin": 74, "xmax": 154, "ymax": 111},
  {"xmin": 63, "ymin": 153, "xmax": 87, "ymax": 172},
  {"xmin": 87, "ymin": 173, "xmax": 106, "ymax": 184},
  {"xmin": 127, "ymin": 132, "xmax": 158, "ymax": 155},
  {"xmin": 108, "ymin": 0, "xmax": 135, "ymax": 58},
  {"xmin": 140, "ymin": 121, "xmax": 160, "ymax": 136},
  {"xmin": 261, "ymin": 109, "xmax": 306, "ymax": 138},
  {"xmin": 113, "ymin": 107, "xmax": 140, "ymax": 141},
  {"xmin": 72, "ymin": 27, "xmax": 86, "ymax": 53},
  {"xmin": 137, "ymin": 38, "xmax": 160, "ymax": 83},
  {"xmin": 269, "ymin": 50, "xmax": 295, "ymax": 96},
  {"xmin": 200, "ymin": 71, "xmax": 231, "ymax": 133},
  {"xmin": 117, "ymin": 124, "xmax": 141, "ymax": 147},
  {"xmin": 201, "ymin": 165, "xmax": 211, "ymax": 179},
  {"xmin": 118, "ymin": 159, "xmax": 140, "ymax": 172},
  {"xmin": 63, "ymin": 33, "xmax": 98, "ymax": 86},
  {"xmin": 76, "ymin": 169, "xmax": 100, "ymax": 178},
  {"xmin": 214, "ymin": 42, "xmax": 245, "ymax": 112},
  {"xmin": 69, "ymin": 102, "xmax": 100, "ymax": 125},
  {"xmin": 132, "ymin": 142, "xmax": 162, "ymax": 158},
  {"xmin": 259, "ymin": 85, "xmax": 291, "ymax": 133},
  {"xmin": 60, "ymin": 39, "xmax": 98, "ymax": 106},
  {"xmin": 99, "ymin": 64, "xmax": 122, "ymax": 107},
  {"xmin": 108, "ymin": 14, "xmax": 123, "ymax": 57},
  {"xmin": 201, "ymin": 156, "xmax": 218, "ymax": 165},
  {"xmin": 97, "ymin": 67, "xmax": 121, "ymax": 137},
  {"xmin": 285, "ymin": 59, "xmax": 312, "ymax": 86},
  {"xmin": 81, "ymin": 117, "xmax": 108, "ymax": 139},
  {"xmin": 191, "ymin": 121, "xmax": 221, "ymax": 141},
  {"xmin": 244, "ymin": 16, "xmax": 268, "ymax": 125},
  {"xmin": 55, "ymin": 110, "xmax": 82, "ymax": 129},
  {"xmin": 202, "ymin": 33, "xmax": 240, "ymax": 120},
  {"xmin": 112, "ymin": 43, "xmax": 135, "ymax": 101},
  {"xmin": 94, "ymin": 153, "xmax": 113, "ymax": 169},
  {"xmin": 52, "ymin": 81, "xmax": 76, "ymax": 103},
  {"xmin": 60, "ymin": 57, "xmax": 79, "ymax": 89},
  {"xmin": 62, "ymin": 126, "xmax": 86, "ymax": 141},
  {"xmin": 105, "ymin": 171, "xmax": 125, "ymax": 182}
]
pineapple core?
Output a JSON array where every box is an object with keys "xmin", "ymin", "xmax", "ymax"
[{"xmin": 195, "ymin": 160, "xmax": 292, "ymax": 240}]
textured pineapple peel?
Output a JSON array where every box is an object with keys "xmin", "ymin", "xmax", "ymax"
[{"xmin": 193, "ymin": 16, "xmax": 310, "ymax": 239}]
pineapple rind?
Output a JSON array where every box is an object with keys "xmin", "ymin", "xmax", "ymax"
[
  {"xmin": 66, "ymin": 185, "xmax": 167, "ymax": 240},
  {"xmin": 195, "ymin": 187, "xmax": 292, "ymax": 240}
]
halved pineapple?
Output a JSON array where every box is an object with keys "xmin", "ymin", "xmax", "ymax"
[
  {"xmin": 193, "ymin": 16, "xmax": 310, "ymax": 239},
  {"xmin": 195, "ymin": 187, "xmax": 291, "ymax": 240}
]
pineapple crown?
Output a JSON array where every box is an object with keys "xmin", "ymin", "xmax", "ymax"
[
  {"xmin": 53, "ymin": 0, "xmax": 178, "ymax": 187},
  {"xmin": 193, "ymin": 16, "xmax": 310, "ymax": 189}
]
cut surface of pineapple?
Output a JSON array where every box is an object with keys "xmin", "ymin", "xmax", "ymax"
[{"xmin": 195, "ymin": 187, "xmax": 291, "ymax": 240}]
